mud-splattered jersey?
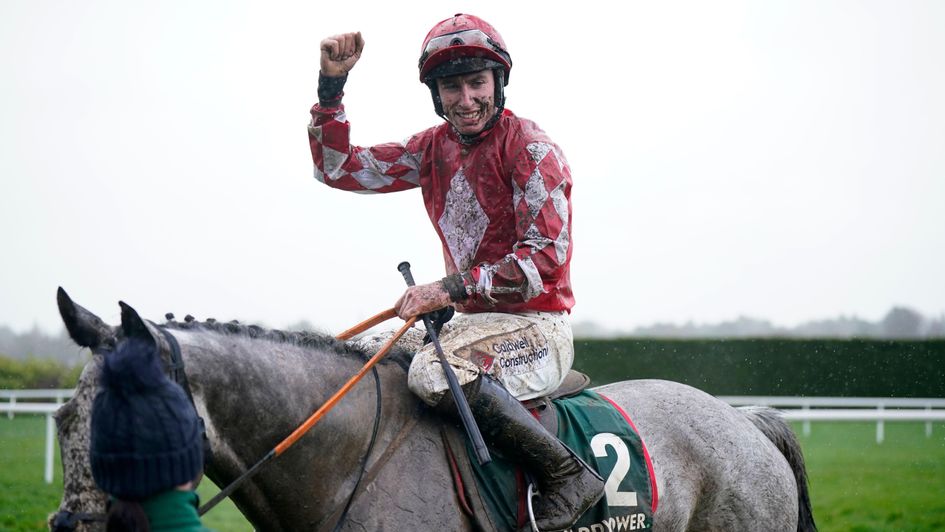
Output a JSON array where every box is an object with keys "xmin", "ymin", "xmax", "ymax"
[{"xmin": 308, "ymin": 105, "xmax": 573, "ymax": 314}]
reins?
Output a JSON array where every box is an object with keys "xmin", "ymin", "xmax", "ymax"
[
  {"xmin": 325, "ymin": 305, "xmax": 401, "ymax": 529},
  {"xmin": 325, "ymin": 401, "xmax": 424, "ymax": 531},
  {"xmin": 330, "ymin": 363, "xmax": 382, "ymax": 532},
  {"xmin": 198, "ymin": 311, "xmax": 416, "ymax": 516}
]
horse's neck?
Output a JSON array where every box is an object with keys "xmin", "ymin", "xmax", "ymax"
[
  {"xmin": 173, "ymin": 328, "xmax": 421, "ymax": 529},
  {"xmin": 174, "ymin": 327, "xmax": 386, "ymax": 452}
]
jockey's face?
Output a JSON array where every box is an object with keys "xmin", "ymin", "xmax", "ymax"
[{"xmin": 435, "ymin": 70, "xmax": 496, "ymax": 135}]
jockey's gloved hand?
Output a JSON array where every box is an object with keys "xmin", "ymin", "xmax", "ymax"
[{"xmin": 422, "ymin": 306, "xmax": 454, "ymax": 345}]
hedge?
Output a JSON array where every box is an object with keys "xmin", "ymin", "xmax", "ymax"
[
  {"xmin": 0, "ymin": 354, "xmax": 85, "ymax": 389},
  {"xmin": 572, "ymin": 338, "xmax": 945, "ymax": 397}
]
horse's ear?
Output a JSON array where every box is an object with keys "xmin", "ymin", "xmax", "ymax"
[
  {"xmin": 57, "ymin": 287, "xmax": 115, "ymax": 349},
  {"xmin": 119, "ymin": 301, "xmax": 156, "ymax": 343},
  {"xmin": 118, "ymin": 302, "xmax": 177, "ymax": 369}
]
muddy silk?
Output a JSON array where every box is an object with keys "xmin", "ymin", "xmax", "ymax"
[{"xmin": 467, "ymin": 390, "xmax": 655, "ymax": 531}]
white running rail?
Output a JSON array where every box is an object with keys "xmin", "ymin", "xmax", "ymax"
[
  {"xmin": 0, "ymin": 389, "xmax": 74, "ymax": 484},
  {"xmin": 719, "ymin": 395, "xmax": 945, "ymax": 443},
  {"xmin": 0, "ymin": 402, "xmax": 61, "ymax": 484},
  {"xmin": 1, "ymin": 388, "xmax": 73, "ymax": 419},
  {"xmin": 3, "ymin": 390, "xmax": 945, "ymax": 484}
]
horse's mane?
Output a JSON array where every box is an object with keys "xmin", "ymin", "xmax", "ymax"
[{"xmin": 158, "ymin": 315, "xmax": 412, "ymax": 371}]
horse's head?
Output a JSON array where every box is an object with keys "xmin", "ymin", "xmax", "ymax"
[{"xmin": 49, "ymin": 288, "xmax": 182, "ymax": 532}]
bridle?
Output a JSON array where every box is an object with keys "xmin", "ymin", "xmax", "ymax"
[{"xmin": 158, "ymin": 326, "xmax": 214, "ymax": 467}]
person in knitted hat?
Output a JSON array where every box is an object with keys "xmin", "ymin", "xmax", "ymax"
[{"xmin": 90, "ymin": 336, "xmax": 211, "ymax": 531}]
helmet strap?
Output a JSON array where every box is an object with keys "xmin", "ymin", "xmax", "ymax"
[{"xmin": 428, "ymin": 81, "xmax": 446, "ymax": 118}]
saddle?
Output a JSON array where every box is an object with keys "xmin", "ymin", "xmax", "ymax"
[{"xmin": 522, "ymin": 369, "xmax": 591, "ymax": 435}]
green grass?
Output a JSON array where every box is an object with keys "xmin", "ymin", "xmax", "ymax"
[
  {"xmin": 795, "ymin": 421, "xmax": 945, "ymax": 531},
  {"xmin": 196, "ymin": 483, "xmax": 253, "ymax": 532},
  {"xmin": 2, "ymin": 415, "xmax": 944, "ymax": 531},
  {"xmin": 0, "ymin": 415, "xmax": 251, "ymax": 531},
  {"xmin": 0, "ymin": 415, "xmax": 64, "ymax": 531}
]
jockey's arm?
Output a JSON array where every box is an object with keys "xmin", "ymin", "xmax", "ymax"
[{"xmin": 308, "ymin": 33, "xmax": 422, "ymax": 194}]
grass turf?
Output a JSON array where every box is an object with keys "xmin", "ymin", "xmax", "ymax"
[
  {"xmin": 795, "ymin": 421, "xmax": 945, "ymax": 531},
  {"xmin": 2, "ymin": 415, "xmax": 943, "ymax": 530}
]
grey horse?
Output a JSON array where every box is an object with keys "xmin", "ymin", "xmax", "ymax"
[{"xmin": 49, "ymin": 288, "xmax": 815, "ymax": 531}]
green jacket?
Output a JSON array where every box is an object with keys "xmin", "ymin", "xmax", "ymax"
[{"xmin": 140, "ymin": 490, "xmax": 214, "ymax": 532}]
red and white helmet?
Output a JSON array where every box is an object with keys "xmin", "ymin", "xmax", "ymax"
[
  {"xmin": 418, "ymin": 13, "xmax": 512, "ymax": 84},
  {"xmin": 418, "ymin": 14, "xmax": 512, "ymax": 126}
]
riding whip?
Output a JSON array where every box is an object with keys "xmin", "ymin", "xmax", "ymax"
[{"xmin": 397, "ymin": 261, "xmax": 491, "ymax": 465}]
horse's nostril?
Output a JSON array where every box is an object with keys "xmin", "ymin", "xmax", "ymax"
[
  {"xmin": 50, "ymin": 510, "xmax": 78, "ymax": 531},
  {"xmin": 50, "ymin": 510, "xmax": 105, "ymax": 531}
]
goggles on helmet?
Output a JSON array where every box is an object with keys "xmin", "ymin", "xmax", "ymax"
[
  {"xmin": 419, "ymin": 26, "xmax": 511, "ymax": 84},
  {"xmin": 421, "ymin": 28, "xmax": 501, "ymax": 60}
]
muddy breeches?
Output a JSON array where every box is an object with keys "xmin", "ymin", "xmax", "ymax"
[{"xmin": 406, "ymin": 311, "xmax": 574, "ymax": 405}]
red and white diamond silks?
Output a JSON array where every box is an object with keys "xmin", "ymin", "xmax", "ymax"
[{"xmin": 308, "ymin": 105, "xmax": 574, "ymax": 315}]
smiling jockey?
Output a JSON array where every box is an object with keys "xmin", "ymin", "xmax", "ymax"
[{"xmin": 308, "ymin": 14, "xmax": 604, "ymax": 530}]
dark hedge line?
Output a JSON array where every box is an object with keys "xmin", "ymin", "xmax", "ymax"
[
  {"xmin": 572, "ymin": 338, "xmax": 945, "ymax": 397},
  {"xmin": 5, "ymin": 340, "xmax": 943, "ymax": 397}
]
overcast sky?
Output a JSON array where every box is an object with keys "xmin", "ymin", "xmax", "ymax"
[{"xmin": 2, "ymin": 1, "xmax": 943, "ymax": 336}]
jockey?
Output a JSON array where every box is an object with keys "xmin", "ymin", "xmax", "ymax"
[{"xmin": 308, "ymin": 14, "xmax": 604, "ymax": 530}]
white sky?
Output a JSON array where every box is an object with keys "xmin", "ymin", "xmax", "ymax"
[{"xmin": 1, "ymin": 1, "xmax": 943, "ymax": 336}]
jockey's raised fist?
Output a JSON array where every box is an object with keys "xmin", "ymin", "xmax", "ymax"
[{"xmin": 320, "ymin": 32, "xmax": 364, "ymax": 77}]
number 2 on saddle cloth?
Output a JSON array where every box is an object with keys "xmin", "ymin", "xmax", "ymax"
[{"xmin": 445, "ymin": 389, "xmax": 658, "ymax": 532}]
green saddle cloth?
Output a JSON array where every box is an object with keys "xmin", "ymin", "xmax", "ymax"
[{"xmin": 464, "ymin": 390, "xmax": 656, "ymax": 531}]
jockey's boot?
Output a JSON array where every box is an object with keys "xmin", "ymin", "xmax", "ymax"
[{"xmin": 438, "ymin": 375, "xmax": 605, "ymax": 531}]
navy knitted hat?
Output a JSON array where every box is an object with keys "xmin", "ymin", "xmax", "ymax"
[{"xmin": 90, "ymin": 337, "xmax": 203, "ymax": 501}]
